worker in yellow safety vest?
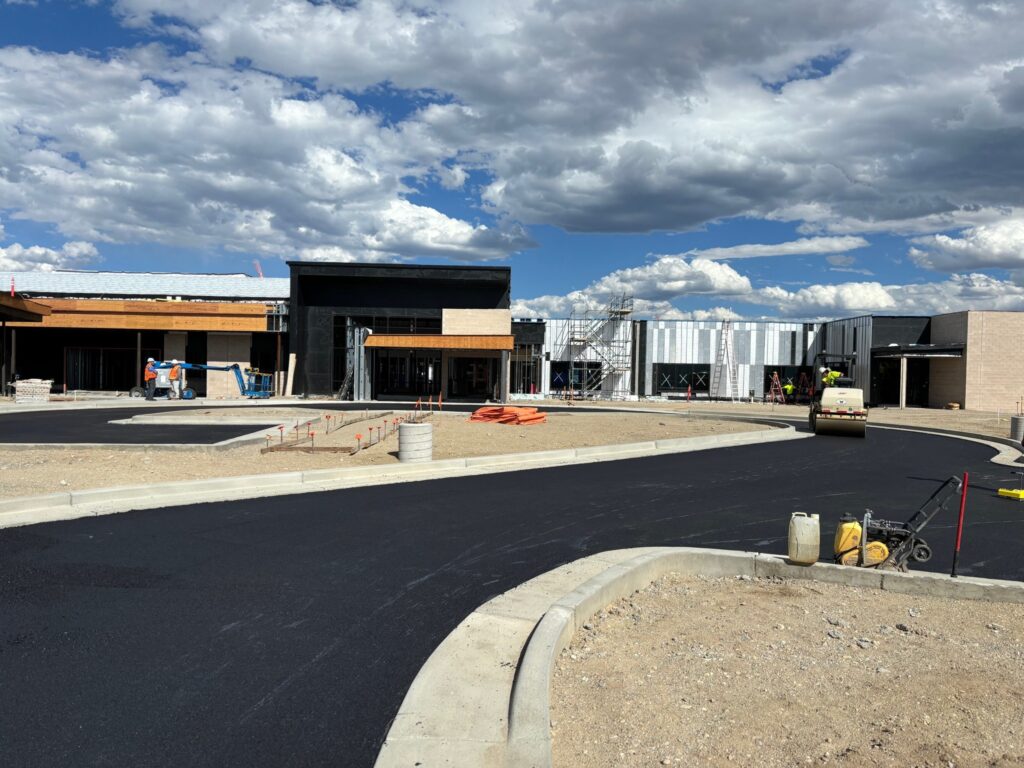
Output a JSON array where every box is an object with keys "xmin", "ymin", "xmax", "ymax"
[
  {"xmin": 782, "ymin": 382, "xmax": 795, "ymax": 402},
  {"xmin": 820, "ymin": 367, "xmax": 843, "ymax": 387}
]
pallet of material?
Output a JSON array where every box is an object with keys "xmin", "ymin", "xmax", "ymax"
[
  {"xmin": 469, "ymin": 406, "xmax": 547, "ymax": 425},
  {"xmin": 13, "ymin": 379, "xmax": 53, "ymax": 403}
]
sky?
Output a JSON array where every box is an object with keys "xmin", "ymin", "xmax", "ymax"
[{"xmin": 2, "ymin": 0, "xmax": 1024, "ymax": 320}]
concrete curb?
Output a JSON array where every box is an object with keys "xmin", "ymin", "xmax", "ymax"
[
  {"xmin": 0, "ymin": 423, "xmax": 802, "ymax": 529},
  {"xmin": 375, "ymin": 547, "xmax": 1024, "ymax": 768},
  {"xmin": 0, "ymin": 426, "xmax": 280, "ymax": 453}
]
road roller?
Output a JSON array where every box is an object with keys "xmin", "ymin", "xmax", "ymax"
[{"xmin": 808, "ymin": 352, "xmax": 868, "ymax": 437}]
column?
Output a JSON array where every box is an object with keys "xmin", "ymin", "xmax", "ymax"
[
  {"xmin": 899, "ymin": 355, "xmax": 908, "ymax": 410},
  {"xmin": 499, "ymin": 350, "xmax": 510, "ymax": 403},
  {"xmin": 440, "ymin": 350, "xmax": 450, "ymax": 399},
  {"xmin": 135, "ymin": 332, "xmax": 142, "ymax": 388}
]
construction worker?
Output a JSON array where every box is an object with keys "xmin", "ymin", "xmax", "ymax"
[
  {"xmin": 782, "ymin": 381, "xmax": 795, "ymax": 403},
  {"xmin": 821, "ymin": 367, "xmax": 843, "ymax": 387},
  {"xmin": 169, "ymin": 359, "xmax": 182, "ymax": 400},
  {"xmin": 144, "ymin": 357, "xmax": 158, "ymax": 400}
]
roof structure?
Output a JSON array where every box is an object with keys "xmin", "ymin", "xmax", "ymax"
[
  {"xmin": 1, "ymin": 270, "xmax": 289, "ymax": 301},
  {"xmin": 0, "ymin": 293, "xmax": 51, "ymax": 322}
]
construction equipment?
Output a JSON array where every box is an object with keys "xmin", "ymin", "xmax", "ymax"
[
  {"xmin": 129, "ymin": 362, "xmax": 273, "ymax": 400},
  {"xmin": 808, "ymin": 352, "xmax": 867, "ymax": 437},
  {"xmin": 997, "ymin": 471, "xmax": 1024, "ymax": 501},
  {"xmin": 833, "ymin": 475, "xmax": 963, "ymax": 571}
]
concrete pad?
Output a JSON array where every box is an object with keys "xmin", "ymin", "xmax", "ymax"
[
  {"xmin": 480, "ymin": 555, "xmax": 632, "ymax": 623},
  {"xmin": 385, "ymin": 610, "xmax": 531, "ymax": 743},
  {"xmin": 374, "ymin": 736, "xmax": 506, "ymax": 768}
]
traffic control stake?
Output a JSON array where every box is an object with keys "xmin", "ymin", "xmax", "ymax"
[
  {"xmin": 951, "ymin": 471, "xmax": 969, "ymax": 578},
  {"xmin": 278, "ymin": 425, "xmax": 285, "ymax": 444},
  {"xmin": 310, "ymin": 431, "xmax": 315, "ymax": 448}
]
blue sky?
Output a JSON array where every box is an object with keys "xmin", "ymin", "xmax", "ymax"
[{"xmin": 2, "ymin": 0, "xmax": 1024, "ymax": 319}]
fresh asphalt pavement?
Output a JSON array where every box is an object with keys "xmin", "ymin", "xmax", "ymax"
[
  {"xmin": 0, "ymin": 406, "xmax": 281, "ymax": 444},
  {"xmin": 0, "ymin": 401, "xmax": 558, "ymax": 444},
  {"xmin": 1, "ymin": 427, "xmax": 1022, "ymax": 767}
]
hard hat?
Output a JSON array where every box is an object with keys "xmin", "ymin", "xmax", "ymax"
[
  {"xmin": 819, "ymin": 366, "xmax": 827, "ymax": 373},
  {"xmin": 147, "ymin": 357, "xmax": 155, "ymax": 362},
  {"xmin": 172, "ymin": 359, "xmax": 178, "ymax": 364}
]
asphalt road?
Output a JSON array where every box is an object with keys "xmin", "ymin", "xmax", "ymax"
[
  {"xmin": 1, "ymin": 428, "xmax": 1021, "ymax": 768},
  {"xmin": 0, "ymin": 406, "xmax": 281, "ymax": 444},
  {"xmin": 0, "ymin": 402, "xmax": 543, "ymax": 444}
]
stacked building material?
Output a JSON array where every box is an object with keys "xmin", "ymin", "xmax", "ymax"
[
  {"xmin": 13, "ymin": 379, "xmax": 53, "ymax": 403},
  {"xmin": 469, "ymin": 406, "xmax": 547, "ymax": 425}
]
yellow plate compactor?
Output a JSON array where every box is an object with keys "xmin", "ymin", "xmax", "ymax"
[{"xmin": 833, "ymin": 476, "xmax": 963, "ymax": 570}]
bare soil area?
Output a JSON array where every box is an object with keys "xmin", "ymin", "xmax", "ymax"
[
  {"xmin": 552, "ymin": 574, "xmax": 1024, "ymax": 768},
  {"xmin": 535, "ymin": 399, "xmax": 1024, "ymax": 442},
  {"xmin": 0, "ymin": 410, "xmax": 766, "ymax": 497}
]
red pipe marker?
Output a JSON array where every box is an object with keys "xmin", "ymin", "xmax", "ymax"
[{"xmin": 951, "ymin": 471, "xmax": 969, "ymax": 578}]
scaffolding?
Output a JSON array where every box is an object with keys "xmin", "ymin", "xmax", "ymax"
[{"xmin": 566, "ymin": 294, "xmax": 634, "ymax": 401}]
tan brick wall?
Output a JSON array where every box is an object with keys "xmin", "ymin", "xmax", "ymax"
[
  {"xmin": 963, "ymin": 312, "xmax": 1024, "ymax": 412},
  {"xmin": 928, "ymin": 312, "xmax": 967, "ymax": 408},
  {"xmin": 442, "ymin": 308, "xmax": 511, "ymax": 335},
  {"xmin": 206, "ymin": 332, "xmax": 252, "ymax": 399}
]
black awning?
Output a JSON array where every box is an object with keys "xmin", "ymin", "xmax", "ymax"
[{"xmin": 871, "ymin": 343, "xmax": 964, "ymax": 358}]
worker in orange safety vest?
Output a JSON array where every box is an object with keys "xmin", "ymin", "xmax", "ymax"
[
  {"xmin": 169, "ymin": 359, "xmax": 183, "ymax": 400},
  {"xmin": 144, "ymin": 357, "xmax": 158, "ymax": 400}
]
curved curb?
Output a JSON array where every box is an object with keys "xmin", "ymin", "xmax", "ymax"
[
  {"xmin": 0, "ymin": 422, "xmax": 801, "ymax": 529},
  {"xmin": 506, "ymin": 549, "xmax": 1024, "ymax": 768},
  {"xmin": 374, "ymin": 547, "xmax": 1024, "ymax": 768}
]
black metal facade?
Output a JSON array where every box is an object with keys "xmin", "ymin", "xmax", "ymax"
[{"xmin": 288, "ymin": 262, "xmax": 512, "ymax": 395}]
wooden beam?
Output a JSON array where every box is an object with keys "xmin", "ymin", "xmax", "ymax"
[
  {"xmin": 364, "ymin": 334, "xmax": 514, "ymax": 351},
  {"xmin": 6, "ymin": 298, "xmax": 275, "ymax": 332},
  {"xmin": 0, "ymin": 294, "xmax": 51, "ymax": 322}
]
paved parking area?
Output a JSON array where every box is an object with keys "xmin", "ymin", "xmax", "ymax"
[{"xmin": 0, "ymin": 428, "xmax": 1019, "ymax": 767}]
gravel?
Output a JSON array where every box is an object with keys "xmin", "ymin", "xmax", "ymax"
[{"xmin": 552, "ymin": 573, "xmax": 1024, "ymax": 768}]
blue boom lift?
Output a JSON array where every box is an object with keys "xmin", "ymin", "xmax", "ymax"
[{"xmin": 129, "ymin": 362, "xmax": 274, "ymax": 400}]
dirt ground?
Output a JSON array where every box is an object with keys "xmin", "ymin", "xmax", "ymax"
[
  {"xmin": 0, "ymin": 409, "xmax": 766, "ymax": 497},
  {"xmin": 534, "ymin": 398, "xmax": 1024, "ymax": 441},
  {"xmin": 552, "ymin": 574, "xmax": 1024, "ymax": 768}
]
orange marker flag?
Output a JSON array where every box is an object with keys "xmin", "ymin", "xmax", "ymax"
[{"xmin": 437, "ymin": 392, "xmax": 443, "ymax": 411}]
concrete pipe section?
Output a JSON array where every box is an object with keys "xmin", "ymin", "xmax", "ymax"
[{"xmin": 0, "ymin": 411, "xmax": 1022, "ymax": 767}]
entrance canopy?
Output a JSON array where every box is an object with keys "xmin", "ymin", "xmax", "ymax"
[
  {"xmin": 363, "ymin": 334, "xmax": 513, "ymax": 351},
  {"xmin": 0, "ymin": 294, "xmax": 50, "ymax": 322},
  {"xmin": 872, "ymin": 343, "xmax": 964, "ymax": 359}
]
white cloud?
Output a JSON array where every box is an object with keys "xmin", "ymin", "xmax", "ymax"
[
  {"xmin": 0, "ymin": 45, "xmax": 532, "ymax": 262},
  {"xmin": 686, "ymin": 236, "xmax": 867, "ymax": 260},
  {"xmin": 44, "ymin": 0, "xmax": 1017, "ymax": 244},
  {"xmin": 909, "ymin": 217, "xmax": 1024, "ymax": 271},
  {"xmin": 751, "ymin": 273, "xmax": 1024, "ymax": 317},
  {"xmin": 2, "ymin": 0, "xmax": 1024, "ymax": 300},
  {"xmin": 0, "ymin": 239, "xmax": 98, "ymax": 272},
  {"xmin": 588, "ymin": 257, "xmax": 752, "ymax": 300},
  {"xmin": 511, "ymin": 256, "xmax": 751, "ymax": 318}
]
